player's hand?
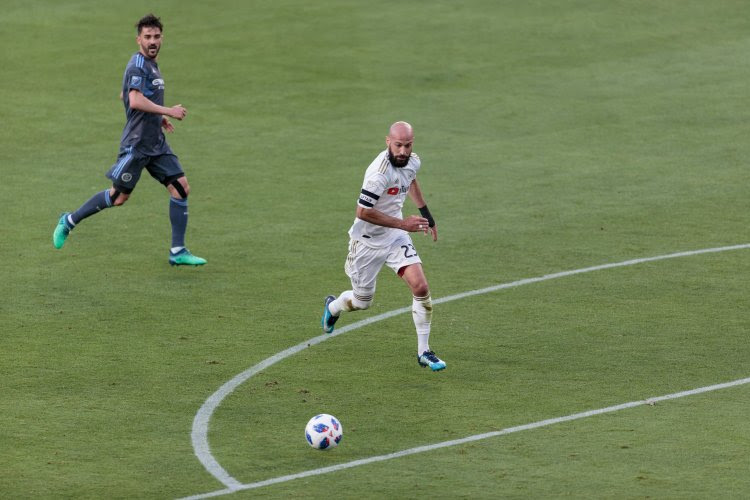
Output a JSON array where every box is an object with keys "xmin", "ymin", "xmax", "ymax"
[
  {"xmin": 427, "ymin": 224, "xmax": 438, "ymax": 242},
  {"xmin": 161, "ymin": 117, "xmax": 175, "ymax": 133},
  {"xmin": 402, "ymin": 215, "xmax": 430, "ymax": 233},
  {"xmin": 169, "ymin": 104, "xmax": 187, "ymax": 120}
]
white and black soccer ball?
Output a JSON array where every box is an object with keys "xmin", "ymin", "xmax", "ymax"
[{"xmin": 304, "ymin": 413, "xmax": 343, "ymax": 450}]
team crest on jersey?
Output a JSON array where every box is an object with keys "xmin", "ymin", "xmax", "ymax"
[
  {"xmin": 130, "ymin": 75, "xmax": 142, "ymax": 87},
  {"xmin": 387, "ymin": 187, "xmax": 399, "ymax": 195}
]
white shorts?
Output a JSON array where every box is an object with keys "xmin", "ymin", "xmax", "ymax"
[{"xmin": 344, "ymin": 234, "xmax": 422, "ymax": 295}]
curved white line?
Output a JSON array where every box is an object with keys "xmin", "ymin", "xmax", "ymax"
[
  {"xmin": 183, "ymin": 376, "xmax": 750, "ymax": 499},
  {"xmin": 189, "ymin": 243, "xmax": 750, "ymax": 494}
]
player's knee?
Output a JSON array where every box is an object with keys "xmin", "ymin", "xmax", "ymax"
[
  {"xmin": 169, "ymin": 177, "xmax": 190, "ymax": 199},
  {"xmin": 412, "ymin": 282, "xmax": 430, "ymax": 298},
  {"xmin": 110, "ymin": 187, "xmax": 130, "ymax": 206},
  {"xmin": 113, "ymin": 194, "xmax": 129, "ymax": 206}
]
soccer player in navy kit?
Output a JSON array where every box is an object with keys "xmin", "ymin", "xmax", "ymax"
[
  {"xmin": 53, "ymin": 14, "xmax": 206, "ymax": 266},
  {"xmin": 321, "ymin": 122, "xmax": 446, "ymax": 371}
]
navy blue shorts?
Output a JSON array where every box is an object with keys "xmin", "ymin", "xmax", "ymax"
[{"xmin": 106, "ymin": 146, "xmax": 184, "ymax": 191}]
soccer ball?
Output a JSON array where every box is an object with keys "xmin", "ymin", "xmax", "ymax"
[{"xmin": 304, "ymin": 413, "xmax": 343, "ymax": 450}]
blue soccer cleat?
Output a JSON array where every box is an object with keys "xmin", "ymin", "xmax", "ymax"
[
  {"xmin": 417, "ymin": 350, "xmax": 446, "ymax": 371},
  {"xmin": 321, "ymin": 295, "xmax": 339, "ymax": 334}
]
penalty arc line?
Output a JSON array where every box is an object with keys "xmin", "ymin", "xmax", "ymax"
[
  {"xmin": 186, "ymin": 243, "xmax": 750, "ymax": 498},
  {"xmin": 184, "ymin": 376, "xmax": 750, "ymax": 499}
]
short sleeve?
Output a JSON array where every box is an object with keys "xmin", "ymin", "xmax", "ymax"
[
  {"xmin": 125, "ymin": 66, "xmax": 148, "ymax": 93},
  {"xmin": 358, "ymin": 172, "xmax": 388, "ymax": 208},
  {"xmin": 410, "ymin": 153, "xmax": 421, "ymax": 174}
]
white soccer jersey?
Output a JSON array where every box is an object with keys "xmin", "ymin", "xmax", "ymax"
[{"xmin": 348, "ymin": 149, "xmax": 421, "ymax": 248}]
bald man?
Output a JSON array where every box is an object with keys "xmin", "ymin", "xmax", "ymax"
[{"xmin": 321, "ymin": 122, "xmax": 446, "ymax": 371}]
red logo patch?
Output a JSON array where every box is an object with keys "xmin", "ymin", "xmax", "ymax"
[{"xmin": 387, "ymin": 187, "xmax": 399, "ymax": 195}]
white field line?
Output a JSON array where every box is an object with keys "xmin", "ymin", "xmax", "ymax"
[
  {"xmin": 184, "ymin": 243, "xmax": 750, "ymax": 498},
  {"xmin": 182, "ymin": 376, "xmax": 750, "ymax": 499}
]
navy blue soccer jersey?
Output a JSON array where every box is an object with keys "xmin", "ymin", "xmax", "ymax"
[{"xmin": 119, "ymin": 52, "xmax": 173, "ymax": 156}]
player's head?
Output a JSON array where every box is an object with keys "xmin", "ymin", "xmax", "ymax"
[
  {"xmin": 135, "ymin": 14, "xmax": 163, "ymax": 59},
  {"xmin": 386, "ymin": 121, "xmax": 414, "ymax": 168}
]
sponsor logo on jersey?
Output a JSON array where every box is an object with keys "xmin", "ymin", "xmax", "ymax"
[
  {"xmin": 121, "ymin": 173, "xmax": 133, "ymax": 182},
  {"xmin": 152, "ymin": 78, "xmax": 165, "ymax": 89}
]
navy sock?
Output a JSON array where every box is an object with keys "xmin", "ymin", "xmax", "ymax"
[
  {"xmin": 70, "ymin": 190, "xmax": 112, "ymax": 225},
  {"xmin": 170, "ymin": 197, "xmax": 188, "ymax": 248}
]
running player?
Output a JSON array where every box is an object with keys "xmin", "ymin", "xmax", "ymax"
[
  {"xmin": 321, "ymin": 121, "xmax": 445, "ymax": 371},
  {"xmin": 52, "ymin": 13, "xmax": 206, "ymax": 266}
]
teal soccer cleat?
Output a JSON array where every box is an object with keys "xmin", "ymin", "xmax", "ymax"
[
  {"xmin": 53, "ymin": 213, "xmax": 72, "ymax": 249},
  {"xmin": 169, "ymin": 248, "xmax": 207, "ymax": 266},
  {"xmin": 321, "ymin": 295, "xmax": 339, "ymax": 334},
  {"xmin": 417, "ymin": 350, "xmax": 446, "ymax": 371}
]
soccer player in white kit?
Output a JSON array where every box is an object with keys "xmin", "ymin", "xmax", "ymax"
[{"xmin": 321, "ymin": 121, "xmax": 446, "ymax": 371}]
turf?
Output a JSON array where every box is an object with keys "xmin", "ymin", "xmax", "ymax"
[{"xmin": 2, "ymin": 0, "xmax": 750, "ymax": 498}]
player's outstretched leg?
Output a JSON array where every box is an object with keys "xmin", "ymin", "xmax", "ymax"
[
  {"xmin": 417, "ymin": 350, "xmax": 446, "ymax": 371},
  {"xmin": 169, "ymin": 248, "xmax": 207, "ymax": 266},
  {"xmin": 53, "ymin": 213, "xmax": 73, "ymax": 249},
  {"xmin": 54, "ymin": 189, "xmax": 119, "ymax": 249},
  {"xmin": 321, "ymin": 295, "xmax": 339, "ymax": 334}
]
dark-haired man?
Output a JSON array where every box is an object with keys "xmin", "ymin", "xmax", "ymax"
[
  {"xmin": 321, "ymin": 121, "xmax": 445, "ymax": 371},
  {"xmin": 53, "ymin": 14, "xmax": 206, "ymax": 266}
]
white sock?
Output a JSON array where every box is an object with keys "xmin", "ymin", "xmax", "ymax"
[
  {"xmin": 412, "ymin": 294, "xmax": 432, "ymax": 354},
  {"xmin": 66, "ymin": 214, "xmax": 76, "ymax": 227},
  {"xmin": 329, "ymin": 291, "xmax": 355, "ymax": 316},
  {"xmin": 170, "ymin": 246, "xmax": 185, "ymax": 254}
]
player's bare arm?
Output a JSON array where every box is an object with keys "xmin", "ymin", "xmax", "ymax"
[
  {"xmin": 355, "ymin": 205, "xmax": 429, "ymax": 233},
  {"xmin": 128, "ymin": 89, "xmax": 187, "ymax": 120},
  {"xmin": 408, "ymin": 180, "xmax": 438, "ymax": 241}
]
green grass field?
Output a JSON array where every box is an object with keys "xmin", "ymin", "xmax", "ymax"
[{"xmin": 3, "ymin": 0, "xmax": 750, "ymax": 498}]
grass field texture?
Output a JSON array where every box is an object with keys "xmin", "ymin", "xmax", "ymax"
[{"xmin": 2, "ymin": 0, "xmax": 750, "ymax": 498}]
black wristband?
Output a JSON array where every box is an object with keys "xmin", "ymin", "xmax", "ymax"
[{"xmin": 418, "ymin": 205, "xmax": 435, "ymax": 228}]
